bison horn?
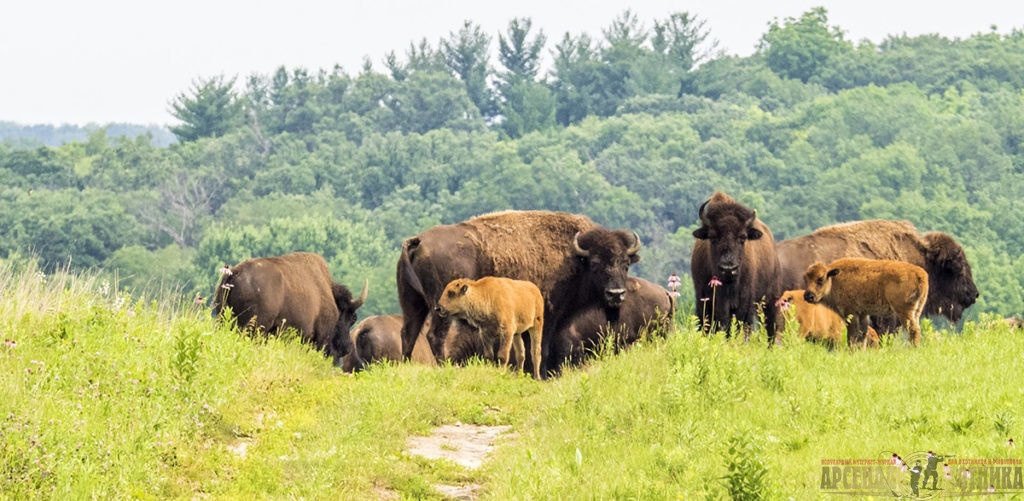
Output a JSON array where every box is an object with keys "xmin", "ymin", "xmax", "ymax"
[
  {"xmin": 353, "ymin": 279, "xmax": 369, "ymax": 308},
  {"xmin": 698, "ymin": 199, "xmax": 711, "ymax": 226},
  {"xmin": 572, "ymin": 232, "xmax": 590, "ymax": 257},
  {"xmin": 626, "ymin": 231, "xmax": 641, "ymax": 255}
]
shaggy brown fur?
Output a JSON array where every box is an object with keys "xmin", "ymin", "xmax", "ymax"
[
  {"xmin": 559, "ymin": 277, "xmax": 675, "ymax": 365},
  {"xmin": 341, "ymin": 314, "xmax": 435, "ymax": 372},
  {"xmin": 691, "ymin": 192, "xmax": 782, "ymax": 344},
  {"xmin": 436, "ymin": 277, "xmax": 545, "ymax": 379},
  {"xmin": 778, "ymin": 289, "xmax": 845, "ymax": 349},
  {"xmin": 398, "ymin": 210, "xmax": 640, "ymax": 376},
  {"xmin": 777, "ymin": 220, "xmax": 978, "ymax": 323},
  {"xmin": 803, "ymin": 258, "xmax": 928, "ymax": 347},
  {"xmin": 213, "ymin": 252, "xmax": 367, "ymax": 366}
]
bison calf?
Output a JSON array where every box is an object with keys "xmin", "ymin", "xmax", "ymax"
[
  {"xmin": 803, "ymin": 258, "xmax": 928, "ymax": 346},
  {"xmin": 436, "ymin": 277, "xmax": 544, "ymax": 379}
]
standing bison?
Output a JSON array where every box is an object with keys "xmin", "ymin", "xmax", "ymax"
[
  {"xmin": 777, "ymin": 220, "xmax": 978, "ymax": 324},
  {"xmin": 691, "ymin": 192, "xmax": 782, "ymax": 344},
  {"xmin": 213, "ymin": 252, "xmax": 367, "ymax": 366},
  {"xmin": 436, "ymin": 277, "xmax": 545, "ymax": 379},
  {"xmin": 803, "ymin": 258, "xmax": 929, "ymax": 346},
  {"xmin": 397, "ymin": 210, "xmax": 641, "ymax": 376}
]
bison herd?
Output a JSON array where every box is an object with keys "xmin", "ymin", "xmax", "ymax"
[{"xmin": 212, "ymin": 191, "xmax": 980, "ymax": 379}]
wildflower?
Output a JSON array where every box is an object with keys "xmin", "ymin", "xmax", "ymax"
[
  {"xmin": 194, "ymin": 294, "xmax": 206, "ymax": 305},
  {"xmin": 667, "ymin": 273, "xmax": 681, "ymax": 288},
  {"xmin": 221, "ymin": 283, "xmax": 234, "ymax": 290},
  {"xmin": 667, "ymin": 273, "xmax": 682, "ymax": 298},
  {"xmin": 708, "ymin": 276, "xmax": 723, "ymax": 287},
  {"xmin": 3, "ymin": 339, "xmax": 15, "ymax": 348},
  {"xmin": 219, "ymin": 265, "xmax": 233, "ymax": 276},
  {"xmin": 700, "ymin": 297, "xmax": 710, "ymax": 303},
  {"xmin": 775, "ymin": 297, "xmax": 791, "ymax": 310}
]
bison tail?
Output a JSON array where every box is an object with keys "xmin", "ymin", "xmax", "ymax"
[{"xmin": 398, "ymin": 238, "xmax": 427, "ymax": 298}]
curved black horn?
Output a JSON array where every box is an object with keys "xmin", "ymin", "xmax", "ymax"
[
  {"xmin": 353, "ymin": 279, "xmax": 369, "ymax": 308},
  {"xmin": 572, "ymin": 232, "xmax": 590, "ymax": 257},
  {"xmin": 698, "ymin": 199, "xmax": 711, "ymax": 225},
  {"xmin": 626, "ymin": 231, "xmax": 641, "ymax": 255}
]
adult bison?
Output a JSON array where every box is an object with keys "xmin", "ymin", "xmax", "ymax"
[
  {"xmin": 558, "ymin": 277, "xmax": 675, "ymax": 366},
  {"xmin": 803, "ymin": 258, "xmax": 929, "ymax": 346},
  {"xmin": 341, "ymin": 314, "xmax": 435, "ymax": 372},
  {"xmin": 397, "ymin": 210, "xmax": 641, "ymax": 376},
  {"xmin": 213, "ymin": 252, "xmax": 367, "ymax": 366},
  {"xmin": 776, "ymin": 220, "xmax": 978, "ymax": 324},
  {"xmin": 691, "ymin": 192, "xmax": 782, "ymax": 344}
]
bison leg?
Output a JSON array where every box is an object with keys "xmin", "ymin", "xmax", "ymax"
[
  {"xmin": 512, "ymin": 332, "xmax": 526, "ymax": 375},
  {"xmin": 497, "ymin": 326, "xmax": 516, "ymax": 372},
  {"xmin": 528, "ymin": 325, "xmax": 543, "ymax": 380}
]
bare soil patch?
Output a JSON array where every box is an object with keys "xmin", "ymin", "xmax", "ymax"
[{"xmin": 404, "ymin": 423, "xmax": 513, "ymax": 499}]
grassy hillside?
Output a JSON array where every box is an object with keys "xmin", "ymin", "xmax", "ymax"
[{"xmin": 1, "ymin": 261, "xmax": 1021, "ymax": 499}]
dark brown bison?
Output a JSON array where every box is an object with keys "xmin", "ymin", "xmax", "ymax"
[
  {"xmin": 397, "ymin": 210, "xmax": 641, "ymax": 376},
  {"xmin": 691, "ymin": 192, "xmax": 782, "ymax": 344},
  {"xmin": 436, "ymin": 277, "xmax": 545, "ymax": 379},
  {"xmin": 341, "ymin": 314, "xmax": 435, "ymax": 372},
  {"xmin": 559, "ymin": 277, "xmax": 675, "ymax": 366},
  {"xmin": 803, "ymin": 258, "xmax": 929, "ymax": 346},
  {"xmin": 777, "ymin": 220, "xmax": 978, "ymax": 324},
  {"xmin": 446, "ymin": 277, "xmax": 675, "ymax": 369},
  {"xmin": 213, "ymin": 252, "xmax": 368, "ymax": 366}
]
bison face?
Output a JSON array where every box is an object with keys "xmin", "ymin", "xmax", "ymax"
[
  {"xmin": 693, "ymin": 203, "xmax": 762, "ymax": 284},
  {"xmin": 330, "ymin": 280, "xmax": 369, "ymax": 362},
  {"xmin": 802, "ymin": 263, "xmax": 838, "ymax": 304},
  {"xmin": 923, "ymin": 233, "xmax": 980, "ymax": 323},
  {"xmin": 573, "ymin": 229, "xmax": 641, "ymax": 308},
  {"xmin": 436, "ymin": 279, "xmax": 471, "ymax": 318}
]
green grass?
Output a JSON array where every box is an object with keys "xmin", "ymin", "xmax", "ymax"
[{"xmin": 1, "ymin": 260, "xmax": 1021, "ymax": 499}]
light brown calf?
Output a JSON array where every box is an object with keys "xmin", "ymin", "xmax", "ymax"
[
  {"xmin": 803, "ymin": 258, "xmax": 928, "ymax": 346},
  {"xmin": 436, "ymin": 277, "xmax": 545, "ymax": 379},
  {"xmin": 778, "ymin": 289, "xmax": 883, "ymax": 349}
]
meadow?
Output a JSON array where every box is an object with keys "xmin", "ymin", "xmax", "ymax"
[{"xmin": 1, "ymin": 260, "xmax": 1021, "ymax": 499}]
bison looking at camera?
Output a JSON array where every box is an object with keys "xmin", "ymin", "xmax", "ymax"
[
  {"xmin": 690, "ymin": 192, "xmax": 782, "ymax": 344},
  {"xmin": 777, "ymin": 220, "xmax": 978, "ymax": 325},
  {"xmin": 558, "ymin": 277, "xmax": 675, "ymax": 366},
  {"xmin": 213, "ymin": 252, "xmax": 368, "ymax": 366},
  {"xmin": 436, "ymin": 277, "xmax": 545, "ymax": 379},
  {"xmin": 803, "ymin": 258, "xmax": 928, "ymax": 346},
  {"xmin": 397, "ymin": 210, "xmax": 641, "ymax": 376}
]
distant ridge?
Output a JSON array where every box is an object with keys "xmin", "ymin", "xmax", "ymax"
[{"xmin": 0, "ymin": 121, "xmax": 176, "ymax": 148}]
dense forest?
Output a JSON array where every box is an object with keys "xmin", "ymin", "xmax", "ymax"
[{"xmin": 2, "ymin": 8, "xmax": 1023, "ymax": 320}]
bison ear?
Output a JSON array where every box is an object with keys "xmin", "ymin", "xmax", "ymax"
[
  {"xmin": 693, "ymin": 226, "xmax": 709, "ymax": 240},
  {"xmin": 746, "ymin": 227, "xmax": 763, "ymax": 240},
  {"xmin": 459, "ymin": 283, "xmax": 468, "ymax": 295},
  {"xmin": 826, "ymin": 268, "xmax": 841, "ymax": 278}
]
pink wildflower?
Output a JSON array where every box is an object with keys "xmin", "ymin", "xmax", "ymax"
[{"xmin": 708, "ymin": 276, "xmax": 723, "ymax": 287}]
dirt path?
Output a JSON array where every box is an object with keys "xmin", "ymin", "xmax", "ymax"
[{"xmin": 404, "ymin": 422, "xmax": 513, "ymax": 499}]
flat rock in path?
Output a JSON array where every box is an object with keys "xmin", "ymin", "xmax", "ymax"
[{"xmin": 405, "ymin": 423, "xmax": 512, "ymax": 470}]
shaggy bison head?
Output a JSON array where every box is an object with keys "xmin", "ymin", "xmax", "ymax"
[
  {"xmin": 692, "ymin": 199, "xmax": 763, "ymax": 284},
  {"xmin": 922, "ymin": 232, "xmax": 979, "ymax": 323},
  {"xmin": 572, "ymin": 228, "xmax": 642, "ymax": 308}
]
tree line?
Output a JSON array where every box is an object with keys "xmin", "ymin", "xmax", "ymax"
[{"xmin": 2, "ymin": 8, "xmax": 1023, "ymax": 319}]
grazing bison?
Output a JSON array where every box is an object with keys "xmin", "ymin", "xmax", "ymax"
[
  {"xmin": 436, "ymin": 277, "xmax": 545, "ymax": 379},
  {"xmin": 559, "ymin": 277, "xmax": 675, "ymax": 366},
  {"xmin": 803, "ymin": 258, "xmax": 928, "ymax": 346},
  {"xmin": 213, "ymin": 252, "xmax": 368, "ymax": 365},
  {"xmin": 397, "ymin": 210, "xmax": 641, "ymax": 376},
  {"xmin": 777, "ymin": 220, "xmax": 978, "ymax": 324},
  {"xmin": 691, "ymin": 192, "xmax": 782, "ymax": 344},
  {"xmin": 341, "ymin": 314, "xmax": 436, "ymax": 372}
]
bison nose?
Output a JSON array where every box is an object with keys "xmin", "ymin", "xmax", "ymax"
[
  {"xmin": 803, "ymin": 291, "xmax": 816, "ymax": 303},
  {"xmin": 605, "ymin": 288, "xmax": 626, "ymax": 306},
  {"xmin": 434, "ymin": 305, "xmax": 448, "ymax": 318},
  {"xmin": 718, "ymin": 264, "xmax": 739, "ymax": 280}
]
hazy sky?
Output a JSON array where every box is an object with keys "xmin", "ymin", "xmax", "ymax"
[{"xmin": 3, "ymin": 1, "xmax": 1022, "ymax": 126}]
